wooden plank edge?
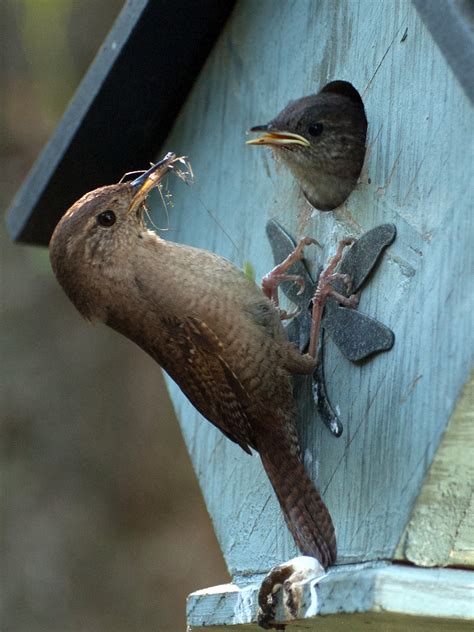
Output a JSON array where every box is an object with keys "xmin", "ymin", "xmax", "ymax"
[
  {"xmin": 396, "ymin": 370, "xmax": 474, "ymax": 568},
  {"xmin": 187, "ymin": 562, "xmax": 474, "ymax": 629}
]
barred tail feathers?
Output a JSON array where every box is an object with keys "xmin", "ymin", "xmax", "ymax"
[{"xmin": 259, "ymin": 445, "xmax": 336, "ymax": 568}]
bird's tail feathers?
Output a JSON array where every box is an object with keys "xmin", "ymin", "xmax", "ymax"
[{"xmin": 259, "ymin": 443, "xmax": 336, "ymax": 568}]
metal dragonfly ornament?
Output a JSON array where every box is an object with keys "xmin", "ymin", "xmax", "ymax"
[{"xmin": 266, "ymin": 220, "xmax": 396, "ymax": 436}]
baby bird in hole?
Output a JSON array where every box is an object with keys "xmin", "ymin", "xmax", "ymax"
[{"xmin": 247, "ymin": 80, "xmax": 367, "ymax": 211}]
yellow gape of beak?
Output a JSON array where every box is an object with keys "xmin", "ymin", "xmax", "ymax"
[{"xmin": 246, "ymin": 130, "xmax": 310, "ymax": 148}]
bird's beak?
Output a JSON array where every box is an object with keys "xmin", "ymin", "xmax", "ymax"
[
  {"xmin": 246, "ymin": 125, "xmax": 310, "ymax": 148},
  {"xmin": 128, "ymin": 152, "xmax": 177, "ymax": 213}
]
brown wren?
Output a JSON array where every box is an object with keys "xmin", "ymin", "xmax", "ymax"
[
  {"xmin": 49, "ymin": 152, "xmax": 338, "ymax": 569},
  {"xmin": 247, "ymin": 81, "xmax": 367, "ymax": 210}
]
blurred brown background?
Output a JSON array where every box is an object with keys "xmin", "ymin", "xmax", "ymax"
[{"xmin": 0, "ymin": 2, "xmax": 228, "ymax": 631}]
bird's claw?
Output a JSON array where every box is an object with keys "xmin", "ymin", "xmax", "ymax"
[
  {"xmin": 296, "ymin": 279, "xmax": 305, "ymax": 295},
  {"xmin": 329, "ymin": 272, "xmax": 352, "ymax": 292},
  {"xmin": 346, "ymin": 291, "xmax": 360, "ymax": 309},
  {"xmin": 301, "ymin": 236, "xmax": 322, "ymax": 249},
  {"xmin": 262, "ymin": 235, "xmax": 318, "ymax": 309},
  {"xmin": 279, "ymin": 308, "xmax": 301, "ymax": 321}
]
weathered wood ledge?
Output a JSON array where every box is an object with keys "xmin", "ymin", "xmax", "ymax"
[{"xmin": 187, "ymin": 562, "xmax": 473, "ymax": 630}]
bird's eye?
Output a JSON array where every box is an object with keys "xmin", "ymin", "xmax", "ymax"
[
  {"xmin": 96, "ymin": 210, "xmax": 116, "ymax": 227},
  {"xmin": 308, "ymin": 123, "xmax": 324, "ymax": 137}
]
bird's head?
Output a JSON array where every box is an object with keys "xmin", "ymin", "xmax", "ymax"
[
  {"xmin": 247, "ymin": 81, "xmax": 367, "ymax": 210},
  {"xmin": 49, "ymin": 152, "xmax": 179, "ymax": 319}
]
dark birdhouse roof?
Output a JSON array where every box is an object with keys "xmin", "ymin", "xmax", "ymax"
[{"xmin": 5, "ymin": 0, "xmax": 235, "ymax": 246}]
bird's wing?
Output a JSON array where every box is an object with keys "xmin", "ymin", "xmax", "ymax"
[{"xmin": 158, "ymin": 315, "xmax": 256, "ymax": 454}]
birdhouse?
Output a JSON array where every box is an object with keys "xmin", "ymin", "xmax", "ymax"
[{"xmin": 6, "ymin": 1, "xmax": 473, "ymax": 630}]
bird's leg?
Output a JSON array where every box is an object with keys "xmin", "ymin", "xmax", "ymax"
[
  {"xmin": 262, "ymin": 237, "xmax": 319, "ymax": 312},
  {"xmin": 307, "ymin": 238, "xmax": 359, "ymax": 358},
  {"xmin": 267, "ymin": 274, "xmax": 305, "ymax": 320}
]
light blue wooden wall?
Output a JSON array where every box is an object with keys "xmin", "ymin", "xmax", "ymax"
[{"xmin": 148, "ymin": 0, "xmax": 473, "ymax": 579}]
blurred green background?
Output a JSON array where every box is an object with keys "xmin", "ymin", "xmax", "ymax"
[{"xmin": 0, "ymin": 2, "xmax": 228, "ymax": 630}]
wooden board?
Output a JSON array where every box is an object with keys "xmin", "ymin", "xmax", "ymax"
[
  {"xmin": 186, "ymin": 563, "xmax": 474, "ymax": 630},
  {"xmin": 148, "ymin": 0, "xmax": 474, "ymax": 578},
  {"xmin": 397, "ymin": 370, "xmax": 474, "ymax": 567}
]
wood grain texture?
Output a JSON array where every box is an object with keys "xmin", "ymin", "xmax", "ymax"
[
  {"xmin": 186, "ymin": 564, "xmax": 474, "ymax": 630},
  {"xmin": 188, "ymin": 615, "xmax": 473, "ymax": 632},
  {"xmin": 147, "ymin": 0, "xmax": 474, "ymax": 577},
  {"xmin": 396, "ymin": 370, "xmax": 474, "ymax": 567}
]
